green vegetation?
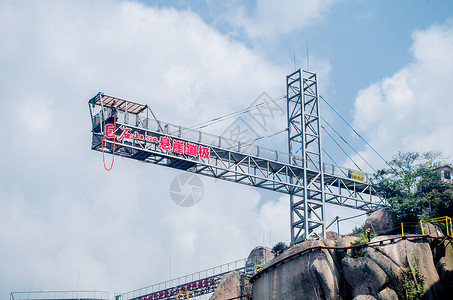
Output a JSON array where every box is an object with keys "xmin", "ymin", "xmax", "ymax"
[
  {"xmin": 372, "ymin": 151, "xmax": 453, "ymax": 223},
  {"xmin": 272, "ymin": 242, "xmax": 288, "ymax": 255},
  {"xmin": 351, "ymin": 233, "xmax": 369, "ymax": 245},
  {"xmin": 352, "ymin": 224, "xmax": 365, "ymax": 233},
  {"xmin": 350, "ymin": 232, "xmax": 376, "ymax": 258},
  {"xmin": 402, "ymin": 256, "xmax": 425, "ymax": 300},
  {"xmin": 403, "ymin": 267, "xmax": 424, "ymax": 300}
]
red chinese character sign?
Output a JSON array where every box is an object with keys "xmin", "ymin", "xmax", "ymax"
[
  {"xmin": 105, "ymin": 125, "xmax": 210, "ymax": 160},
  {"xmin": 185, "ymin": 142, "xmax": 198, "ymax": 156},
  {"xmin": 158, "ymin": 137, "xmax": 171, "ymax": 150},
  {"xmin": 132, "ymin": 276, "xmax": 216, "ymax": 300}
]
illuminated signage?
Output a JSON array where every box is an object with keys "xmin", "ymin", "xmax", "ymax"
[
  {"xmin": 105, "ymin": 124, "xmax": 210, "ymax": 159},
  {"xmin": 133, "ymin": 277, "xmax": 215, "ymax": 300}
]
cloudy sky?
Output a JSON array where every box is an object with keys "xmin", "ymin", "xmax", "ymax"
[{"xmin": 1, "ymin": 0, "xmax": 453, "ymax": 298}]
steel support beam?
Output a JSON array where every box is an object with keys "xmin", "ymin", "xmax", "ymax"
[
  {"xmin": 287, "ymin": 69, "xmax": 325, "ymax": 244},
  {"xmin": 89, "ymin": 91, "xmax": 387, "ymax": 246}
]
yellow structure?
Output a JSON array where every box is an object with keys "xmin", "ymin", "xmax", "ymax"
[
  {"xmin": 401, "ymin": 222, "xmax": 404, "ymax": 237},
  {"xmin": 348, "ymin": 170, "xmax": 365, "ymax": 181},
  {"xmin": 176, "ymin": 291, "xmax": 194, "ymax": 300},
  {"xmin": 254, "ymin": 259, "xmax": 263, "ymax": 274},
  {"xmin": 424, "ymin": 216, "xmax": 453, "ymax": 237}
]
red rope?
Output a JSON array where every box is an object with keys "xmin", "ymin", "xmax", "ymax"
[{"xmin": 101, "ymin": 117, "xmax": 116, "ymax": 171}]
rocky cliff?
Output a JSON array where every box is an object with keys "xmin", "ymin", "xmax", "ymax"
[{"xmin": 210, "ymin": 209, "xmax": 453, "ymax": 300}]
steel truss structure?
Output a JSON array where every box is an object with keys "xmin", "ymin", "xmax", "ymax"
[
  {"xmin": 121, "ymin": 258, "xmax": 247, "ymax": 300},
  {"xmin": 89, "ymin": 70, "xmax": 387, "ymax": 245},
  {"xmin": 287, "ymin": 69, "xmax": 325, "ymax": 243}
]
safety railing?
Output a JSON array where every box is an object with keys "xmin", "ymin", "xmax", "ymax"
[
  {"xmin": 121, "ymin": 258, "xmax": 246, "ymax": 300},
  {"xmin": 10, "ymin": 291, "xmax": 110, "ymax": 300},
  {"xmin": 251, "ymin": 218, "xmax": 452, "ymax": 284},
  {"xmin": 176, "ymin": 291, "xmax": 194, "ymax": 300},
  {"xmin": 92, "ymin": 111, "xmax": 374, "ymax": 184},
  {"xmin": 336, "ymin": 217, "xmax": 450, "ymax": 249},
  {"xmin": 421, "ymin": 216, "xmax": 452, "ymax": 236}
]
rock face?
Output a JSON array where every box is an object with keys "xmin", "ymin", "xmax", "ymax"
[
  {"xmin": 326, "ymin": 231, "xmax": 340, "ymax": 240},
  {"xmin": 249, "ymin": 235, "xmax": 453, "ymax": 299},
  {"xmin": 364, "ymin": 207, "xmax": 398, "ymax": 235},
  {"xmin": 210, "ymin": 214, "xmax": 453, "ymax": 299},
  {"xmin": 353, "ymin": 295, "xmax": 377, "ymax": 300},
  {"xmin": 209, "ymin": 271, "xmax": 241, "ymax": 300},
  {"xmin": 377, "ymin": 287, "xmax": 398, "ymax": 300},
  {"xmin": 251, "ymin": 240, "xmax": 342, "ymax": 300},
  {"xmin": 342, "ymin": 257, "xmax": 387, "ymax": 298},
  {"xmin": 245, "ymin": 246, "xmax": 274, "ymax": 274},
  {"xmin": 433, "ymin": 240, "xmax": 453, "ymax": 290},
  {"xmin": 210, "ymin": 247, "xmax": 273, "ymax": 300}
]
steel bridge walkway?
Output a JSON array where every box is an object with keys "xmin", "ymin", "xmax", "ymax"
[
  {"xmin": 89, "ymin": 97, "xmax": 386, "ymax": 205},
  {"xmin": 88, "ymin": 69, "xmax": 387, "ymax": 244},
  {"xmin": 121, "ymin": 258, "xmax": 248, "ymax": 300}
]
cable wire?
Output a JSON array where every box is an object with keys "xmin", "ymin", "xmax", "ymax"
[
  {"xmin": 321, "ymin": 116, "xmax": 377, "ymax": 172},
  {"xmin": 322, "ymin": 125, "xmax": 362, "ymax": 171},
  {"xmin": 225, "ymin": 128, "xmax": 288, "ymax": 151},
  {"xmin": 188, "ymin": 95, "xmax": 286, "ymax": 131},
  {"xmin": 319, "ymin": 95, "xmax": 390, "ymax": 169}
]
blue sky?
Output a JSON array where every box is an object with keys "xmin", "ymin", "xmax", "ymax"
[
  {"xmin": 1, "ymin": 0, "xmax": 453, "ymax": 299},
  {"xmin": 144, "ymin": 0, "xmax": 453, "ymax": 115}
]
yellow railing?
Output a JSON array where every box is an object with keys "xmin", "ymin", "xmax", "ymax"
[
  {"xmin": 254, "ymin": 259, "xmax": 263, "ymax": 274},
  {"xmin": 422, "ymin": 216, "xmax": 452, "ymax": 237},
  {"xmin": 176, "ymin": 291, "xmax": 194, "ymax": 300}
]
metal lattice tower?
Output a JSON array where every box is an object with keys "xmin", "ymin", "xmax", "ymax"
[{"xmin": 287, "ymin": 69, "xmax": 325, "ymax": 243}]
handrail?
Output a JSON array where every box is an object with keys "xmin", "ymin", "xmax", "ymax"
[
  {"xmin": 92, "ymin": 112, "xmax": 375, "ymax": 184},
  {"xmin": 122, "ymin": 258, "xmax": 246, "ymax": 300},
  {"xmin": 9, "ymin": 291, "xmax": 110, "ymax": 300}
]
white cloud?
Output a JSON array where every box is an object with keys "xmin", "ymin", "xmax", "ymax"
[
  {"xmin": 352, "ymin": 20, "xmax": 453, "ymax": 166},
  {"xmin": 231, "ymin": 0, "xmax": 336, "ymax": 40},
  {"xmin": 257, "ymin": 194, "xmax": 290, "ymax": 244},
  {"xmin": 0, "ymin": 0, "xmax": 298, "ymax": 298}
]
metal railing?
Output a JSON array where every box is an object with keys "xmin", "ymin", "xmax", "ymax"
[
  {"xmin": 121, "ymin": 259, "xmax": 246, "ymax": 300},
  {"xmin": 92, "ymin": 111, "xmax": 374, "ymax": 184},
  {"xmin": 10, "ymin": 291, "xmax": 110, "ymax": 300}
]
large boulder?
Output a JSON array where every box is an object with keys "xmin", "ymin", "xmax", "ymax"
[
  {"xmin": 312, "ymin": 249, "xmax": 342, "ymax": 299},
  {"xmin": 251, "ymin": 241, "xmax": 341, "ymax": 300},
  {"xmin": 406, "ymin": 240, "xmax": 445, "ymax": 299},
  {"xmin": 245, "ymin": 246, "xmax": 274, "ymax": 273},
  {"xmin": 364, "ymin": 207, "xmax": 398, "ymax": 235},
  {"xmin": 376, "ymin": 288, "xmax": 398, "ymax": 300},
  {"xmin": 422, "ymin": 221, "xmax": 441, "ymax": 236},
  {"xmin": 326, "ymin": 231, "xmax": 340, "ymax": 240},
  {"xmin": 377, "ymin": 238, "xmax": 445, "ymax": 299},
  {"xmin": 209, "ymin": 271, "xmax": 241, "ymax": 300},
  {"xmin": 365, "ymin": 246, "xmax": 404, "ymax": 297},
  {"xmin": 250, "ymin": 236, "xmax": 452, "ymax": 299},
  {"xmin": 342, "ymin": 257, "xmax": 388, "ymax": 298},
  {"xmin": 433, "ymin": 240, "xmax": 453, "ymax": 290},
  {"xmin": 353, "ymin": 295, "xmax": 377, "ymax": 300}
]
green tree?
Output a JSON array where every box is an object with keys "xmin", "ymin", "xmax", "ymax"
[
  {"xmin": 272, "ymin": 242, "xmax": 287, "ymax": 255},
  {"xmin": 372, "ymin": 151, "xmax": 453, "ymax": 222}
]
